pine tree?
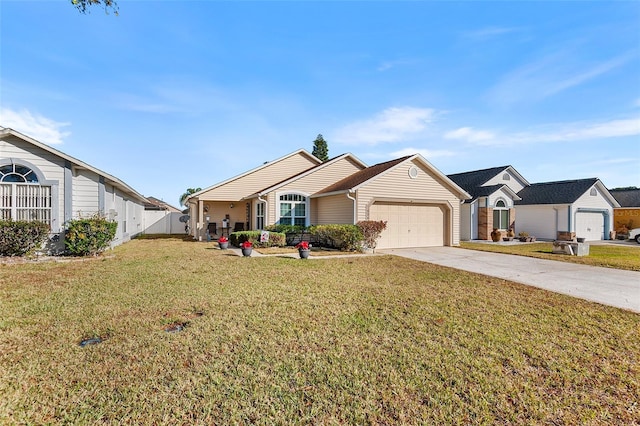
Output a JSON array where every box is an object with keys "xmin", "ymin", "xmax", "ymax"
[{"xmin": 312, "ymin": 134, "xmax": 329, "ymax": 162}]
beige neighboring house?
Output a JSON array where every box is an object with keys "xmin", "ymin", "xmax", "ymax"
[{"xmin": 187, "ymin": 149, "xmax": 470, "ymax": 248}]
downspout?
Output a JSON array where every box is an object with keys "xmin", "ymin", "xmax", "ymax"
[{"xmin": 346, "ymin": 190, "xmax": 357, "ymax": 224}]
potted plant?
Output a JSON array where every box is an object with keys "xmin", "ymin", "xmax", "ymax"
[
  {"xmin": 491, "ymin": 228, "xmax": 502, "ymax": 242},
  {"xmin": 218, "ymin": 236, "xmax": 229, "ymax": 250},
  {"xmin": 296, "ymin": 241, "xmax": 311, "ymax": 259},
  {"xmin": 240, "ymin": 240, "xmax": 253, "ymax": 257}
]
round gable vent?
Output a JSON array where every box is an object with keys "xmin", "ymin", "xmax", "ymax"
[{"xmin": 408, "ymin": 166, "xmax": 419, "ymax": 179}]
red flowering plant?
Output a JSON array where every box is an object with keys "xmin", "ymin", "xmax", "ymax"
[
  {"xmin": 295, "ymin": 241, "xmax": 310, "ymax": 250},
  {"xmin": 240, "ymin": 240, "xmax": 253, "ymax": 249},
  {"xmin": 218, "ymin": 236, "xmax": 228, "ymax": 243}
]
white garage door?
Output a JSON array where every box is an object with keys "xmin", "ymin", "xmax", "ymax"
[
  {"xmin": 575, "ymin": 212, "xmax": 604, "ymax": 241},
  {"xmin": 369, "ymin": 202, "xmax": 445, "ymax": 249}
]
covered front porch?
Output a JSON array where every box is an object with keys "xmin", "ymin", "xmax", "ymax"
[{"xmin": 189, "ymin": 199, "xmax": 253, "ymax": 241}]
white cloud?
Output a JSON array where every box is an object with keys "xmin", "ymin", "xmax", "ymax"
[
  {"xmin": 463, "ymin": 26, "xmax": 522, "ymax": 40},
  {"xmin": 390, "ymin": 147, "xmax": 457, "ymax": 159},
  {"xmin": 0, "ymin": 108, "xmax": 70, "ymax": 145},
  {"xmin": 461, "ymin": 117, "xmax": 640, "ymax": 147},
  {"xmin": 509, "ymin": 117, "xmax": 640, "ymax": 145},
  {"xmin": 332, "ymin": 107, "xmax": 436, "ymax": 145},
  {"xmin": 377, "ymin": 59, "xmax": 416, "ymax": 72},
  {"xmin": 488, "ymin": 51, "xmax": 635, "ymax": 105},
  {"xmin": 444, "ymin": 127, "xmax": 495, "ymax": 143}
]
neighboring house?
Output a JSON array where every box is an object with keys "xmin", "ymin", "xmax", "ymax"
[
  {"xmin": 0, "ymin": 127, "xmax": 149, "ymax": 253},
  {"xmin": 609, "ymin": 188, "xmax": 640, "ymax": 232},
  {"xmin": 143, "ymin": 197, "xmax": 185, "ymax": 234},
  {"xmin": 447, "ymin": 166, "xmax": 530, "ymax": 241},
  {"xmin": 187, "ymin": 149, "xmax": 470, "ymax": 248},
  {"xmin": 515, "ymin": 178, "xmax": 620, "ymax": 241}
]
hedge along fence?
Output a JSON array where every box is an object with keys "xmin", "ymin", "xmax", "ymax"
[
  {"xmin": 0, "ymin": 220, "xmax": 50, "ymax": 256},
  {"xmin": 65, "ymin": 215, "xmax": 118, "ymax": 256},
  {"xmin": 229, "ymin": 231, "xmax": 286, "ymax": 248}
]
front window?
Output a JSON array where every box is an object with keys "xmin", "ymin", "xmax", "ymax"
[
  {"xmin": 0, "ymin": 164, "xmax": 52, "ymax": 226},
  {"xmin": 278, "ymin": 193, "xmax": 307, "ymax": 226},
  {"xmin": 256, "ymin": 202, "xmax": 265, "ymax": 230},
  {"xmin": 493, "ymin": 199, "xmax": 510, "ymax": 230}
]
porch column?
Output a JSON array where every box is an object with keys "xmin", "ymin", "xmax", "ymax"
[{"xmin": 198, "ymin": 200, "xmax": 204, "ymax": 241}]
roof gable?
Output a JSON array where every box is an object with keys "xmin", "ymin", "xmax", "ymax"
[
  {"xmin": 447, "ymin": 166, "xmax": 512, "ymax": 190},
  {"xmin": 462, "ymin": 184, "xmax": 522, "ymax": 203},
  {"xmin": 315, "ymin": 154, "xmax": 470, "ymax": 199},
  {"xmin": 0, "ymin": 127, "xmax": 148, "ymax": 204},
  {"xmin": 189, "ymin": 149, "xmax": 321, "ymax": 201},
  {"xmin": 246, "ymin": 153, "xmax": 367, "ymax": 198}
]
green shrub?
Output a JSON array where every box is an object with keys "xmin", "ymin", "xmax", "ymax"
[
  {"xmin": 357, "ymin": 220, "xmax": 387, "ymax": 251},
  {"xmin": 65, "ymin": 216, "xmax": 117, "ymax": 256},
  {"xmin": 264, "ymin": 224, "xmax": 306, "ymax": 234},
  {"xmin": 229, "ymin": 231, "xmax": 286, "ymax": 248},
  {"xmin": 0, "ymin": 220, "xmax": 50, "ymax": 256},
  {"xmin": 308, "ymin": 224, "xmax": 363, "ymax": 251}
]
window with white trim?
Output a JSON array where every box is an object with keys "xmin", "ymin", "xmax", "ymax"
[
  {"xmin": 492, "ymin": 199, "xmax": 510, "ymax": 230},
  {"xmin": 256, "ymin": 201, "xmax": 265, "ymax": 230},
  {"xmin": 0, "ymin": 164, "xmax": 52, "ymax": 226},
  {"xmin": 278, "ymin": 193, "xmax": 307, "ymax": 226}
]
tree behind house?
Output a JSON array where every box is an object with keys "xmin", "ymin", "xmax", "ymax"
[{"xmin": 312, "ymin": 134, "xmax": 329, "ymax": 162}]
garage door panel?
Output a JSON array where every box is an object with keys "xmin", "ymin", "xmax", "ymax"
[
  {"xmin": 370, "ymin": 202, "xmax": 445, "ymax": 249},
  {"xmin": 576, "ymin": 212, "xmax": 604, "ymax": 241}
]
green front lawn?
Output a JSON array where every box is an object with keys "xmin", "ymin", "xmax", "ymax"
[
  {"xmin": 1, "ymin": 238, "xmax": 638, "ymax": 424},
  {"xmin": 459, "ymin": 242, "xmax": 640, "ymax": 271}
]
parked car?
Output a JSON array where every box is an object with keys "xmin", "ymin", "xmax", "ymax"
[{"xmin": 629, "ymin": 228, "xmax": 640, "ymax": 244}]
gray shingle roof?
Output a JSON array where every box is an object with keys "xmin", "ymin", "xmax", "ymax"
[
  {"xmin": 447, "ymin": 166, "xmax": 511, "ymax": 191},
  {"xmin": 609, "ymin": 189, "xmax": 640, "ymax": 207},
  {"xmin": 515, "ymin": 178, "xmax": 599, "ymax": 205}
]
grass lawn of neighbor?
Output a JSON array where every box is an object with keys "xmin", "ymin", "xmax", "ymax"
[{"xmin": 460, "ymin": 241, "xmax": 640, "ymax": 271}]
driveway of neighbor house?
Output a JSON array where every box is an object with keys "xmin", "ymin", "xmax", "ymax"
[{"xmin": 380, "ymin": 247, "xmax": 640, "ymax": 313}]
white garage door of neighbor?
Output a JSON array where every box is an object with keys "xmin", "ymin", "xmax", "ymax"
[
  {"xmin": 575, "ymin": 212, "xmax": 604, "ymax": 241},
  {"xmin": 370, "ymin": 202, "xmax": 445, "ymax": 249}
]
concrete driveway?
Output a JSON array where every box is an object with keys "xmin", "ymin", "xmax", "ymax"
[{"xmin": 379, "ymin": 247, "xmax": 640, "ymax": 313}]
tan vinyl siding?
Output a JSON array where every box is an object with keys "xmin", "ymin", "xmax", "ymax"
[
  {"xmin": 315, "ymin": 194, "xmax": 354, "ymax": 224},
  {"xmin": 199, "ymin": 153, "xmax": 318, "ymax": 201},
  {"xmin": 356, "ymin": 159, "xmax": 462, "ymax": 245},
  {"xmin": 264, "ymin": 157, "xmax": 363, "ymax": 226},
  {"xmin": 277, "ymin": 157, "xmax": 364, "ymax": 195},
  {"xmin": 72, "ymin": 170, "xmax": 99, "ymax": 217}
]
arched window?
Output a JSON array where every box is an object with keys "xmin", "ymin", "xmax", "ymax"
[
  {"xmin": 277, "ymin": 193, "xmax": 308, "ymax": 226},
  {"xmin": 0, "ymin": 164, "xmax": 39, "ymax": 183},
  {"xmin": 0, "ymin": 163, "xmax": 51, "ymax": 225},
  {"xmin": 493, "ymin": 199, "xmax": 510, "ymax": 230}
]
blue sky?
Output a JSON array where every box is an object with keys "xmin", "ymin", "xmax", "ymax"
[{"xmin": 1, "ymin": 1, "xmax": 639, "ymax": 206}]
